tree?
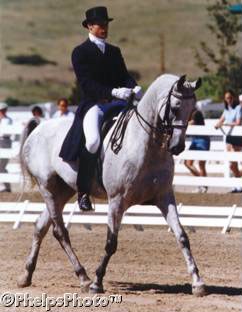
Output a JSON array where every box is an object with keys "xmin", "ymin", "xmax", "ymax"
[{"xmin": 195, "ymin": 0, "xmax": 242, "ymax": 100}]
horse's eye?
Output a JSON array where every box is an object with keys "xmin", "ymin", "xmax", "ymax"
[{"xmin": 171, "ymin": 100, "xmax": 181, "ymax": 112}]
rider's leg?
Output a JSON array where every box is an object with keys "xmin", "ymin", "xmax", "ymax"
[
  {"xmin": 77, "ymin": 105, "xmax": 104, "ymax": 210},
  {"xmin": 83, "ymin": 105, "xmax": 104, "ymax": 154}
]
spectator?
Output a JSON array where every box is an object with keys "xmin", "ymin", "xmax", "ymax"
[
  {"xmin": 215, "ymin": 90, "xmax": 242, "ymax": 193},
  {"xmin": 32, "ymin": 105, "xmax": 44, "ymax": 119},
  {"xmin": 185, "ymin": 110, "xmax": 210, "ymax": 193},
  {"xmin": 52, "ymin": 98, "xmax": 74, "ymax": 118},
  {"xmin": 0, "ymin": 103, "xmax": 12, "ymax": 192},
  {"xmin": 25, "ymin": 106, "xmax": 44, "ymax": 137}
]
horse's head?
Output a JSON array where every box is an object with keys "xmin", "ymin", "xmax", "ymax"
[{"xmin": 158, "ymin": 75, "xmax": 202, "ymax": 155}]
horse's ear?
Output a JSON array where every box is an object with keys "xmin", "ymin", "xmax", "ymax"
[
  {"xmin": 177, "ymin": 75, "xmax": 186, "ymax": 92},
  {"xmin": 190, "ymin": 77, "xmax": 202, "ymax": 90}
]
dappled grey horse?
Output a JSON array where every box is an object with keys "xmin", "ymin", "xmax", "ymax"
[{"xmin": 18, "ymin": 74, "xmax": 205, "ymax": 296}]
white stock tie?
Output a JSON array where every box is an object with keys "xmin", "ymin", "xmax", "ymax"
[{"xmin": 89, "ymin": 33, "xmax": 106, "ymax": 54}]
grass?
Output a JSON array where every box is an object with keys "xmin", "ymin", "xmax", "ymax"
[
  {"xmin": 0, "ymin": 79, "xmax": 72, "ymax": 104},
  {"xmin": 0, "ymin": 0, "xmax": 241, "ymax": 103}
]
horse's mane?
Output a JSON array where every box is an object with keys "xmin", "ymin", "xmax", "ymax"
[{"xmin": 137, "ymin": 73, "xmax": 179, "ymax": 110}]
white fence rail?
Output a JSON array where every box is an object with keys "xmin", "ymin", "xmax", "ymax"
[
  {"xmin": 1, "ymin": 122, "xmax": 242, "ymax": 189},
  {"xmin": 0, "ymin": 202, "xmax": 241, "ymax": 234}
]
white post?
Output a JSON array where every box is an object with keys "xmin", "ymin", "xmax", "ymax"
[
  {"xmin": 221, "ymin": 128, "xmax": 230, "ymax": 178},
  {"xmin": 13, "ymin": 200, "xmax": 29, "ymax": 230},
  {"xmin": 221, "ymin": 204, "xmax": 237, "ymax": 234},
  {"xmin": 65, "ymin": 202, "xmax": 77, "ymax": 229}
]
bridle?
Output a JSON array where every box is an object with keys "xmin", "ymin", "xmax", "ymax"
[
  {"xmin": 133, "ymin": 80, "xmax": 196, "ymax": 148},
  {"xmin": 110, "ymin": 79, "xmax": 196, "ymax": 153}
]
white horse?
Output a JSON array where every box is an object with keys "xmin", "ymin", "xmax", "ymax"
[{"xmin": 18, "ymin": 74, "xmax": 205, "ymax": 296}]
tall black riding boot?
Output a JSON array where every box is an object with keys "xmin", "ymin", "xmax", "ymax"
[{"xmin": 77, "ymin": 149, "xmax": 98, "ymax": 211}]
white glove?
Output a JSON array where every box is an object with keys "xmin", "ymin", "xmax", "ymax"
[
  {"xmin": 133, "ymin": 85, "xmax": 143, "ymax": 100},
  {"xmin": 112, "ymin": 87, "xmax": 132, "ymax": 100}
]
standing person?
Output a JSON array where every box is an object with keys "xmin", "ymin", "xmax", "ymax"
[
  {"xmin": 0, "ymin": 103, "xmax": 13, "ymax": 192},
  {"xmin": 59, "ymin": 6, "xmax": 142, "ymax": 210},
  {"xmin": 215, "ymin": 90, "xmax": 242, "ymax": 193},
  {"xmin": 52, "ymin": 98, "xmax": 74, "ymax": 119},
  {"xmin": 185, "ymin": 110, "xmax": 210, "ymax": 193}
]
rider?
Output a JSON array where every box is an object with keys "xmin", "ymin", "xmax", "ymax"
[{"xmin": 59, "ymin": 6, "xmax": 142, "ymax": 211}]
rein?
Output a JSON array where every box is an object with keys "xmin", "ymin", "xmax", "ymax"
[
  {"xmin": 110, "ymin": 94, "xmax": 135, "ymax": 154},
  {"xmin": 110, "ymin": 79, "xmax": 195, "ymax": 153}
]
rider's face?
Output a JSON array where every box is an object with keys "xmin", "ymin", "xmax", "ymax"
[{"xmin": 88, "ymin": 22, "xmax": 109, "ymax": 39}]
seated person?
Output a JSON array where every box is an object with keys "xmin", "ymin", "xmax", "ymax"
[{"xmin": 59, "ymin": 6, "xmax": 142, "ymax": 210}]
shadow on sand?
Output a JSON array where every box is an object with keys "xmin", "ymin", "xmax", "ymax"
[{"xmin": 112, "ymin": 282, "xmax": 242, "ymax": 296}]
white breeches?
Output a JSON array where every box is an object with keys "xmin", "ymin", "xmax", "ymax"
[
  {"xmin": 83, "ymin": 105, "xmax": 104, "ymax": 154},
  {"xmin": 83, "ymin": 101, "xmax": 126, "ymax": 154}
]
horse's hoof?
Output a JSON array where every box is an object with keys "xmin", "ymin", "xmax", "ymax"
[
  {"xmin": 192, "ymin": 284, "xmax": 207, "ymax": 297},
  {"xmin": 80, "ymin": 279, "xmax": 92, "ymax": 293},
  {"xmin": 89, "ymin": 282, "xmax": 104, "ymax": 294},
  {"xmin": 17, "ymin": 275, "xmax": 32, "ymax": 288}
]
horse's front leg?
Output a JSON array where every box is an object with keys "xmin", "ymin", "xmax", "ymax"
[
  {"xmin": 157, "ymin": 191, "xmax": 206, "ymax": 296},
  {"xmin": 90, "ymin": 198, "xmax": 124, "ymax": 293}
]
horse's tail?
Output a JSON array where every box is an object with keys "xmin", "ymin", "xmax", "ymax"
[{"xmin": 19, "ymin": 118, "xmax": 40, "ymax": 189}]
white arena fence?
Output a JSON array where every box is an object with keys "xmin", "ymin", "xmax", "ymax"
[
  {"xmin": 0, "ymin": 201, "xmax": 241, "ymax": 234},
  {"xmin": 1, "ymin": 119, "xmax": 242, "ymax": 188},
  {"xmin": 1, "ymin": 116, "xmax": 242, "ymax": 231}
]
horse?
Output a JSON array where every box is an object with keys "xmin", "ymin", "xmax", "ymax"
[{"xmin": 18, "ymin": 74, "xmax": 206, "ymax": 296}]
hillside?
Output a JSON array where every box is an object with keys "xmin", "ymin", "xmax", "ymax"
[{"xmin": 0, "ymin": 0, "xmax": 241, "ymax": 104}]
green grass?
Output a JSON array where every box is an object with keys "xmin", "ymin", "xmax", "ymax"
[
  {"xmin": 0, "ymin": 79, "xmax": 72, "ymax": 104},
  {"xmin": 0, "ymin": 0, "xmax": 241, "ymax": 103}
]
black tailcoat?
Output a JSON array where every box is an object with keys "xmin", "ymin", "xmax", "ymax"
[{"xmin": 59, "ymin": 38, "xmax": 137, "ymax": 161}]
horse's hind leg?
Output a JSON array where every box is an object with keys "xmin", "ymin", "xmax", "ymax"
[
  {"xmin": 17, "ymin": 208, "xmax": 51, "ymax": 287},
  {"xmin": 38, "ymin": 179, "xmax": 91, "ymax": 290},
  {"xmin": 89, "ymin": 198, "xmax": 125, "ymax": 293},
  {"xmin": 18, "ymin": 177, "xmax": 74, "ymax": 288},
  {"xmin": 157, "ymin": 191, "xmax": 206, "ymax": 296}
]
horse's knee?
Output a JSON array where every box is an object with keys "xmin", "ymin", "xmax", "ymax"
[
  {"xmin": 85, "ymin": 136, "xmax": 100, "ymax": 154},
  {"xmin": 105, "ymin": 234, "xmax": 118, "ymax": 255}
]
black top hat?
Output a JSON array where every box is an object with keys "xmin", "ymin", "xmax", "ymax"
[{"xmin": 82, "ymin": 6, "xmax": 113, "ymax": 28}]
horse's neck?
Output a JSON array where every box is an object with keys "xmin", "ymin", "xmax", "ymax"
[
  {"xmin": 125, "ymin": 79, "xmax": 174, "ymax": 164},
  {"xmin": 128, "ymin": 87, "xmax": 158, "ymax": 148}
]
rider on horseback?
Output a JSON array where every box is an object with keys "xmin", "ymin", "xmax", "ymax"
[{"xmin": 59, "ymin": 6, "xmax": 142, "ymax": 211}]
